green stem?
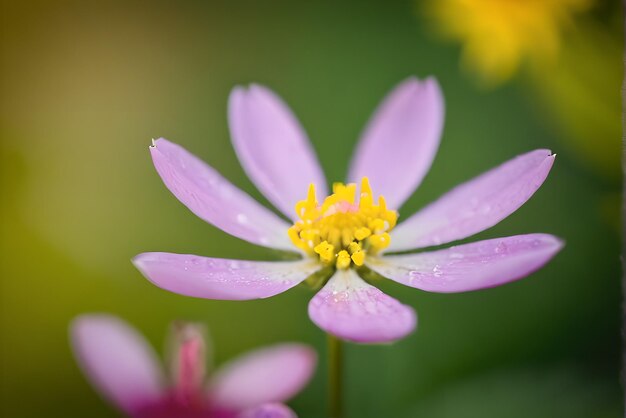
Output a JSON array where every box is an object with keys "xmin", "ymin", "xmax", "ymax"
[{"xmin": 327, "ymin": 333, "xmax": 343, "ymax": 418}]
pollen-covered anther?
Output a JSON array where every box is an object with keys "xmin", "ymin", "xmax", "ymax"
[
  {"xmin": 354, "ymin": 227, "xmax": 371, "ymax": 241},
  {"xmin": 314, "ymin": 241, "xmax": 335, "ymax": 263},
  {"xmin": 369, "ymin": 232, "xmax": 391, "ymax": 250},
  {"xmin": 289, "ymin": 177, "xmax": 398, "ymax": 268},
  {"xmin": 336, "ymin": 250, "xmax": 351, "ymax": 269},
  {"xmin": 350, "ymin": 250, "xmax": 365, "ymax": 266}
]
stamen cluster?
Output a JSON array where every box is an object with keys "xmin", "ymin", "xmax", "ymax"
[{"xmin": 288, "ymin": 177, "xmax": 397, "ymax": 269}]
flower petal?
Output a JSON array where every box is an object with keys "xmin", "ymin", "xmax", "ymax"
[
  {"xmin": 229, "ymin": 85, "xmax": 328, "ymax": 219},
  {"xmin": 239, "ymin": 403, "xmax": 297, "ymax": 418},
  {"xmin": 388, "ymin": 149, "xmax": 555, "ymax": 252},
  {"xmin": 168, "ymin": 322, "xmax": 209, "ymax": 406},
  {"xmin": 308, "ymin": 269, "xmax": 417, "ymax": 343},
  {"xmin": 348, "ymin": 77, "xmax": 444, "ymax": 209},
  {"xmin": 209, "ymin": 344, "xmax": 316, "ymax": 411},
  {"xmin": 369, "ymin": 234, "xmax": 563, "ymax": 293},
  {"xmin": 70, "ymin": 314, "xmax": 165, "ymax": 415},
  {"xmin": 150, "ymin": 138, "xmax": 294, "ymax": 251},
  {"xmin": 133, "ymin": 252, "xmax": 320, "ymax": 300}
]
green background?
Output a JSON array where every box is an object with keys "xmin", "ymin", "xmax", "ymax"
[{"xmin": 1, "ymin": 1, "xmax": 622, "ymax": 417}]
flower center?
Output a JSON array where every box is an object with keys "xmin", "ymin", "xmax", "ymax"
[{"xmin": 288, "ymin": 177, "xmax": 398, "ymax": 269}]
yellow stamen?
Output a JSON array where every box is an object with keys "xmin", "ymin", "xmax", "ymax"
[
  {"xmin": 336, "ymin": 250, "xmax": 351, "ymax": 269},
  {"xmin": 359, "ymin": 177, "xmax": 373, "ymax": 208},
  {"xmin": 288, "ymin": 226, "xmax": 308, "ymax": 252},
  {"xmin": 289, "ymin": 177, "xmax": 398, "ymax": 268},
  {"xmin": 332, "ymin": 182, "xmax": 357, "ymax": 204},
  {"xmin": 351, "ymin": 250, "xmax": 365, "ymax": 266},
  {"xmin": 354, "ymin": 227, "xmax": 371, "ymax": 241},
  {"xmin": 369, "ymin": 219, "xmax": 385, "ymax": 233},
  {"xmin": 314, "ymin": 241, "xmax": 334, "ymax": 263},
  {"xmin": 347, "ymin": 242, "xmax": 361, "ymax": 254},
  {"xmin": 369, "ymin": 232, "xmax": 391, "ymax": 251}
]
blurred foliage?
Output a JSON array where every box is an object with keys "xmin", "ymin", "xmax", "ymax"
[
  {"xmin": 0, "ymin": 1, "xmax": 622, "ymax": 417},
  {"xmin": 529, "ymin": 16, "xmax": 622, "ymax": 182},
  {"xmin": 422, "ymin": 0, "xmax": 622, "ymax": 182},
  {"xmin": 406, "ymin": 366, "xmax": 621, "ymax": 418}
]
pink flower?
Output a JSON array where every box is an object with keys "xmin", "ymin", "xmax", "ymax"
[
  {"xmin": 70, "ymin": 314, "xmax": 315, "ymax": 418},
  {"xmin": 133, "ymin": 77, "xmax": 563, "ymax": 343}
]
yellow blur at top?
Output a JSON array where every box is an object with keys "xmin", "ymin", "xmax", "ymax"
[
  {"xmin": 288, "ymin": 177, "xmax": 398, "ymax": 269},
  {"xmin": 426, "ymin": 0, "xmax": 593, "ymax": 85}
]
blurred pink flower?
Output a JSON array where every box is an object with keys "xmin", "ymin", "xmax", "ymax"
[
  {"xmin": 134, "ymin": 78, "xmax": 563, "ymax": 343},
  {"xmin": 70, "ymin": 315, "xmax": 315, "ymax": 418}
]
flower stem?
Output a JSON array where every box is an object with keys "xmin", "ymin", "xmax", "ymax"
[{"xmin": 327, "ymin": 333, "xmax": 343, "ymax": 418}]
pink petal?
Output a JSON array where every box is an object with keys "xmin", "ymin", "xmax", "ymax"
[
  {"xmin": 237, "ymin": 403, "xmax": 298, "ymax": 418},
  {"xmin": 169, "ymin": 323, "xmax": 208, "ymax": 407},
  {"xmin": 133, "ymin": 253, "xmax": 320, "ymax": 300},
  {"xmin": 308, "ymin": 269, "xmax": 417, "ymax": 343},
  {"xmin": 70, "ymin": 314, "xmax": 165, "ymax": 415},
  {"xmin": 150, "ymin": 138, "xmax": 294, "ymax": 251},
  {"xmin": 229, "ymin": 85, "xmax": 328, "ymax": 219},
  {"xmin": 369, "ymin": 234, "xmax": 563, "ymax": 293},
  {"xmin": 388, "ymin": 150, "xmax": 555, "ymax": 252},
  {"xmin": 239, "ymin": 403, "xmax": 297, "ymax": 418},
  {"xmin": 209, "ymin": 344, "xmax": 316, "ymax": 411},
  {"xmin": 348, "ymin": 77, "xmax": 444, "ymax": 209}
]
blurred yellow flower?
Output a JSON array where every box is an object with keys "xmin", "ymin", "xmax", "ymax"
[
  {"xmin": 425, "ymin": 0, "xmax": 593, "ymax": 85},
  {"xmin": 529, "ymin": 18, "xmax": 621, "ymax": 181}
]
